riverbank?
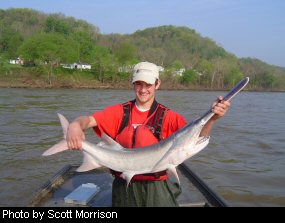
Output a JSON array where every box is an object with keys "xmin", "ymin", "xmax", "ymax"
[
  {"xmin": 0, "ymin": 71, "xmax": 197, "ymax": 90},
  {"xmin": 0, "ymin": 75, "xmax": 224, "ymax": 91},
  {"xmin": 0, "ymin": 71, "xmax": 132, "ymax": 89},
  {"xmin": 0, "ymin": 71, "xmax": 284, "ymax": 92}
]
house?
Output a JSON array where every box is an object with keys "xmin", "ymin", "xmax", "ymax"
[
  {"xmin": 77, "ymin": 63, "xmax": 91, "ymax": 70},
  {"xmin": 118, "ymin": 65, "xmax": 165, "ymax": 73},
  {"xmin": 9, "ymin": 57, "xmax": 24, "ymax": 65},
  {"xmin": 118, "ymin": 65, "xmax": 134, "ymax": 73},
  {"xmin": 158, "ymin": 66, "xmax": 164, "ymax": 72},
  {"xmin": 61, "ymin": 62, "xmax": 91, "ymax": 70},
  {"xmin": 173, "ymin": 68, "xmax": 186, "ymax": 76}
]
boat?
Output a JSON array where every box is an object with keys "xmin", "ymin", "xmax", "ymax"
[{"xmin": 29, "ymin": 163, "xmax": 228, "ymax": 207}]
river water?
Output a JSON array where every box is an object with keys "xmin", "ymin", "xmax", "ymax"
[{"xmin": 0, "ymin": 88, "xmax": 284, "ymax": 207}]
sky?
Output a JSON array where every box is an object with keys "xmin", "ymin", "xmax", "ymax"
[{"xmin": 1, "ymin": 0, "xmax": 284, "ymax": 67}]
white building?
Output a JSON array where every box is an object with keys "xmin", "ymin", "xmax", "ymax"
[
  {"xmin": 9, "ymin": 57, "xmax": 24, "ymax": 65},
  {"xmin": 158, "ymin": 66, "xmax": 164, "ymax": 72},
  {"xmin": 173, "ymin": 68, "xmax": 186, "ymax": 76},
  {"xmin": 61, "ymin": 62, "xmax": 91, "ymax": 70}
]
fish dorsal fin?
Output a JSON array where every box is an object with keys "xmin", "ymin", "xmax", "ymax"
[{"xmin": 97, "ymin": 133, "xmax": 124, "ymax": 150}]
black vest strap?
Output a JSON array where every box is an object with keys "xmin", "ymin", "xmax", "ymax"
[
  {"xmin": 117, "ymin": 100, "xmax": 133, "ymax": 135},
  {"xmin": 148, "ymin": 100, "xmax": 158, "ymax": 118},
  {"xmin": 117, "ymin": 100, "xmax": 168, "ymax": 141}
]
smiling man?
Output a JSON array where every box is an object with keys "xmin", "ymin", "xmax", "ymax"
[{"xmin": 66, "ymin": 61, "xmax": 230, "ymax": 207}]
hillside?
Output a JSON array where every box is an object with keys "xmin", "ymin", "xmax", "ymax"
[{"xmin": 1, "ymin": 8, "xmax": 285, "ymax": 90}]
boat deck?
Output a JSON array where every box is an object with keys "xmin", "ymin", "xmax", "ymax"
[{"xmin": 29, "ymin": 164, "xmax": 227, "ymax": 207}]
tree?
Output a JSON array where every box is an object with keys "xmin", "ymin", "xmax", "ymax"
[
  {"xmin": 18, "ymin": 33, "xmax": 78, "ymax": 84},
  {"xmin": 195, "ymin": 59, "xmax": 214, "ymax": 86},
  {"xmin": 0, "ymin": 27, "xmax": 23, "ymax": 58},
  {"xmin": 113, "ymin": 42, "xmax": 137, "ymax": 65},
  {"xmin": 170, "ymin": 60, "xmax": 184, "ymax": 70},
  {"xmin": 91, "ymin": 45, "xmax": 117, "ymax": 83},
  {"xmin": 71, "ymin": 31, "xmax": 96, "ymax": 63},
  {"xmin": 225, "ymin": 67, "xmax": 244, "ymax": 88},
  {"xmin": 180, "ymin": 69, "xmax": 197, "ymax": 85},
  {"xmin": 44, "ymin": 15, "xmax": 71, "ymax": 35},
  {"xmin": 259, "ymin": 73, "xmax": 277, "ymax": 89}
]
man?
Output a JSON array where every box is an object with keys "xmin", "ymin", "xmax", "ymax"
[{"xmin": 66, "ymin": 61, "xmax": 230, "ymax": 207}]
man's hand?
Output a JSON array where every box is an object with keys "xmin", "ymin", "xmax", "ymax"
[
  {"xmin": 65, "ymin": 116, "xmax": 97, "ymax": 150},
  {"xmin": 211, "ymin": 96, "xmax": 231, "ymax": 120},
  {"xmin": 200, "ymin": 96, "xmax": 231, "ymax": 137},
  {"xmin": 66, "ymin": 122, "xmax": 86, "ymax": 150}
]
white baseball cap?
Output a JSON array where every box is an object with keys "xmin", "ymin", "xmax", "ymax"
[{"xmin": 132, "ymin": 61, "xmax": 159, "ymax": 84}]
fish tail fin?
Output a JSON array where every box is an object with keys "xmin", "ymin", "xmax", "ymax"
[
  {"xmin": 57, "ymin": 113, "xmax": 69, "ymax": 139},
  {"xmin": 42, "ymin": 113, "xmax": 70, "ymax": 156},
  {"xmin": 42, "ymin": 140, "xmax": 69, "ymax": 156}
]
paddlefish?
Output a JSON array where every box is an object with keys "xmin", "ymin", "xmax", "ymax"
[{"xmin": 43, "ymin": 77, "xmax": 249, "ymax": 185}]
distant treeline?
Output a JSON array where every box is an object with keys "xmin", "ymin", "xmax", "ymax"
[{"xmin": 1, "ymin": 8, "xmax": 285, "ymax": 90}]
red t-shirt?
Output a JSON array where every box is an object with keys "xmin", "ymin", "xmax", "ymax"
[{"xmin": 92, "ymin": 103, "xmax": 187, "ymax": 140}]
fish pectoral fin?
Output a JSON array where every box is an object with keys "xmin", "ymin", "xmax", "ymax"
[
  {"xmin": 120, "ymin": 172, "xmax": 136, "ymax": 187},
  {"xmin": 42, "ymin": 140, "xmax": 68, "ymax": 156},
  {"xmin": 76, "ymin": 152, "xmax": 102, "ymax": 172},
  {"xmin": 196, "ymin": 136, "xmax": 210, "ymax": 146},
  {"xmin": 191, "ymin": 136, "xmax": 210, "ymax": 155},
  {"xmin": 98, "ymin": 134, "xmax": 124, "ymax": 151},
  {"xmin": 167, "ymin": 165, "xmax": 180, "ymax": 185}
]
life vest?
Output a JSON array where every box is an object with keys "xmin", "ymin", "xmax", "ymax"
[{"xmin": 111, "ymin": 99, "xmax": 169, "ymax": 181}]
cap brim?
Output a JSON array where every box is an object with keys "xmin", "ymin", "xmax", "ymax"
[{"xmin": 132, "ymin": 71, "xmax": 157, "ymax": 84}]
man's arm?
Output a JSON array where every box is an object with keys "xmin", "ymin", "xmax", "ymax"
[
  {"xmin": 200, "ymin": 96, "xmax": 230, "ymax": 137},
  {"xmin": 66, "ymin": 116, "xmax": 97, "ymax": 150}
]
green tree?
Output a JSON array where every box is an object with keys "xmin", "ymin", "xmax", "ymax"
[
  {"xmin": 71, "ymin": 31, "xmax": 96, "ymax": 62},
  {"xmin": 44, "ymin": 15, "xmax": 71, "ymax": 35},
  {"xmin": 18, "ymin": 33, "xmax": 78, "ymax": 84},
  {"xmin": 91, "ymin": 45, "xmax": 117, "ymax": 83},
  {"xmin": 195, "ymin": 59, "xmax": 214, "ymax": 86},
  {"xmin": 170, "ymin": 60, "xmax": 184, "ymax": 70},
  {"xmin": 113, "ymin": 42, "xmax": 137, "ymax": 65},
  {"xmin": 180, "ymin": 69, "xmax": 197, "ymax": 85},
  {"xmin": 0, "ymin": 27, "xmax": 23, "ymax": 58},
  {"xmin": 260, "ymin": 73, "xmax": 277, "ymax": 89},
  {"xmin": 225, "ymin": 67, "xmax": 244, "ymax": 88}
]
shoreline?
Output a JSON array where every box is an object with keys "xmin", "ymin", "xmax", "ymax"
[
  {"xmin": 1, "ymin": 82, "xmax": 284, "ymax": 93},
  {"xmin": 0, "ymin": 74, "xmax": 284, "ymax": 92}
]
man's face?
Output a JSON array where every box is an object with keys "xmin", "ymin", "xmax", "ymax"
[{"xmin": 133, "ymin": 80, "xmax": 160, "ymax": 105}]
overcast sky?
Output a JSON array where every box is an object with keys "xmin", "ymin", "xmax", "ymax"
[{"xmin": 1, "ymin": 0, "xmax": 284, "ymax": 67}]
